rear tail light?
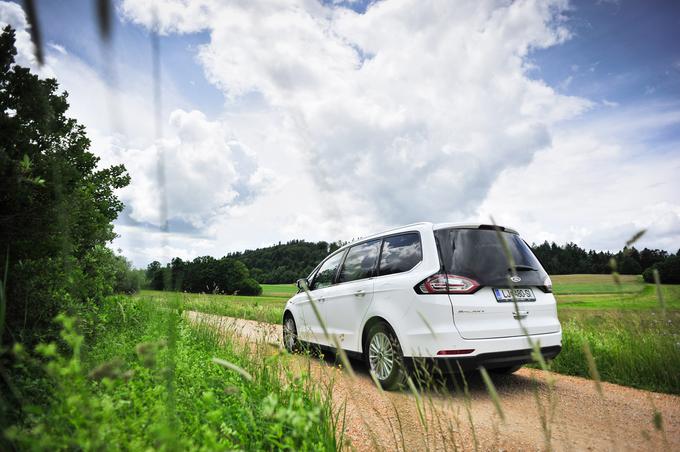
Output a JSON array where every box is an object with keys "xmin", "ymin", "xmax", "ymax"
[
  {"xmin": 415, "ymin": 273, "xmax": 480, "ymax": 294},
  {"xmin": 540, "ymin": 275, "xmax": 553, "ymax": 293}
]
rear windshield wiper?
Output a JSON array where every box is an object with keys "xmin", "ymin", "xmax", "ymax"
[{"xmin": 511, "ymin": 265, "xmax": 538, "ymax": 272}]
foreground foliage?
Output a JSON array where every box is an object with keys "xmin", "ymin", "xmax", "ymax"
[
  {"xmin": 4, "ymin": 296, "xmax": 336, "ymax": 450},
  {"xmin": 0, "ymin": 26, "xmax": 130, "ymax": 345}
]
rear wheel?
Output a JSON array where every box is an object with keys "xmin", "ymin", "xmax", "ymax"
[
  {"xmin": 283, "ymin": 315, "xmax": 299, "ymax": 353},
  {"xmin": 489, "ymin": 365, "xmax": 522, "ymax": 374},
  {"xmin": 365, "ymin": 323, "xmax": 406, "ymax": 390}
]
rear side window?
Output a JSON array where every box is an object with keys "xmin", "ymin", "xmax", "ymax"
[
  {"xmin": 379, "ymin": 233, "xmax": 422, "ymax": 275},
  {"xmin": 337, "ymin": 239, "xmax": 381, "ymax": 283},
  {"xmin": 312, "ymin": 251, "xmax": 345, "ymax": 290}
]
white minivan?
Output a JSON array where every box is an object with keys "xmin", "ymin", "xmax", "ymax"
[{"xmin": 282, "ymin": 222, "xmax": 562, "ymax": 389}]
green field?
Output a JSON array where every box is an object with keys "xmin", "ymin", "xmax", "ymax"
[
  {"xmin": 167, "ymin": 274, "xmax": 680, "ymax": 394},
  {"xmin": 260, "ymin": 283, "xmax": 297, "ymax": 298}
]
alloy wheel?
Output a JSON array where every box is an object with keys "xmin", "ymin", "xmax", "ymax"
[{"xmin": 368, "ymin": 331, "xmax": 395, "ymax": 380}]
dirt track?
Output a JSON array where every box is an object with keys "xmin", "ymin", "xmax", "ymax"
[{"xmin": 186, "ymin": 311, "xmax": 679, "ymax": 451}]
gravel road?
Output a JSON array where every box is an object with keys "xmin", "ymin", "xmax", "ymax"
[{"xmin": 186, "ymin": 311, "xmax": 679, "ymax": 451}]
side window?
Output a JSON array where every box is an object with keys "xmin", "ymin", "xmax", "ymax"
[
  {"xmin": 379, "ymin": 233, "xmax": 422, "ymax": 276},
  {"xmin": 337, "ymin": 239, "xmax": 381, "ymax": 283},
  {"xmin": 311, "ymin": 251, "xmax": 345, "ymax": 290}
]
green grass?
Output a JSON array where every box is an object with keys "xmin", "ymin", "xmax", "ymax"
[
  {"xmin": 164, "ymin": 275, "xmax": 680, "ymax": 394},
  {"xmin": 260, "ymin": 284, "xmax": 297, "ymax": 298},
  {"xmin": 549, "ymin": 310, "xmax": 680, "ymax": 394},
  {"xmin": 142, "ymin": 290, "xmax": 288, "ymax": 325},
  {"xmin": 6, "ymin": 294, "xmax": 337, "ymax": 450},
  {"xmin": 552, "ymin": 274, "xmax": 645, "ymax": 294}
]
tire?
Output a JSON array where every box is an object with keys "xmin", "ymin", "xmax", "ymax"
[
  {"xmin": 283, "ymin": 314, "xmax": 299, "ymax": 353},
  {"xmin": 365, "ymin": 323, "xmax": 406, "ymax": 390},
  {"xmin": 489, "ymin": 365, "xmax": 522, "ymax": 374}
]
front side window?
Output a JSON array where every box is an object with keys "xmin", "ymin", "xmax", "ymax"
[
  {"xmin": 379, "ymin": 233, "xmax": 422, "ymax": 275},
  {"xmin": 337, "ymin": 239, "xmax": 381, "ymax": 283},
  {"xmin": 311, "ymin": 251, "xmax": 345, "ymax": 290}
]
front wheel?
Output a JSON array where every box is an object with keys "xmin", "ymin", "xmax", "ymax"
[
  {"xmin": 365, "ymin": 323, "xmax": 406, "ymax": 390},
  {"xmin": 283, "ymin": 315, "xmax": 299, "ymax": 353}
]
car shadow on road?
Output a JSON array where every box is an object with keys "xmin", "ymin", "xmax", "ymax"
[{"xmin": 311, "ymin": 348, "xmax": 550, "ymax": 399}]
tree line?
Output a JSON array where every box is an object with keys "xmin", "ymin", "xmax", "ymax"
[
  {"xmin": 531, "ymin": 241, "xmax": 679, "ymax": 283},
  {"xmin": 146, "ymin": 239, "xmax": 680, "ymax": 293},
  {"xmin": 144, "ymin": 239, "xmax": 344, "ymax": 294}
]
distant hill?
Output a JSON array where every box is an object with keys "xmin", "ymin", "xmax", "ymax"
[{"xmin": 226, "ymin": 240, "xmax": 344, "ymax": 284}]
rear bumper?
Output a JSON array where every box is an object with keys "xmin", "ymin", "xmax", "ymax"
[{"xmin": 407, "ymin": 345, "xmax": 562, "ymax": 373}]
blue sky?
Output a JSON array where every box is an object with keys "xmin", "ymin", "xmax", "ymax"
[
  {"xmin": 31, "ymin": 0, "xmax": 680, "ymax": 119},
  {"xmin": 2, "ymin": 0, "xmax": 679, "ymax": 266}
]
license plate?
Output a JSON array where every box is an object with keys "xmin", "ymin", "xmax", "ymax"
[{"xmin": 493, "ymin": 288, "xmax": 536, "ymax": 302}]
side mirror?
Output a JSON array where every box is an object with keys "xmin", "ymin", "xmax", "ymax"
[{"xmin": 296, "ymin": 278, "xmax": 310, "ymax": 292}]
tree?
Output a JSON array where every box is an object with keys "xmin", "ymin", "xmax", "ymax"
[
  {"xmin": 0, "ymin": 26, "xmax": 130, "ymax": 344},
  {"xmin": 643, "ymin": 255, "xmax": 680, "ymax": 284}
]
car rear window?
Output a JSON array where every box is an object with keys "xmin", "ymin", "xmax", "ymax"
[
  {"xmin": 338, "ymin": 239, "xmax": 381, "ymax": 283},
  {"xmin": 379, "ymin": 233, "xmax": 422, "ymax": 275},
  {"xmin": 434, "ymin": 228, "xmax": 547, "ymax": 287}
]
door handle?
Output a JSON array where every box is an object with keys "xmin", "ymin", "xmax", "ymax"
[
  {"xmin": 354, "ymin": 289, "xmax": 366, "ymax": 297},
  {"xmin": 316, "ymin": 297, "xmax": 325, "ymax": 304},
  {"xmin": 513, "ymin": 310, "xmax": 529, "ymax": 319}
]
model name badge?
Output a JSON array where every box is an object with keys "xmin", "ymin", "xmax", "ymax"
[{"xmin": 457, "ymin": 310, "xmax": 485, "ymax": 313}]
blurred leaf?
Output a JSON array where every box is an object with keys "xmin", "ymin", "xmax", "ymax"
[
  {"xmin": 96, "ymin": 0, "xmax": 112, "ymax": 42},
  {"xmin": 625, "ymin": 229, "xmax": 646, "ymax": 248},
  {"xmin": 22, "ymin": 0, "xmax": 43, "ymax": 65}
]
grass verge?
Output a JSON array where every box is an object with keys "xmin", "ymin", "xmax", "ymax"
[
  {"xmin": 4, "ymin": 294, "xmax": 337, "ymax": 450},
  {"xmin": 550, "ymin": 310, "xmax": 680, "ymax": 394}
]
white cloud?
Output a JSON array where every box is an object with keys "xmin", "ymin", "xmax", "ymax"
[
  {"xmin": 124, "ymin": 0, "xmax": 591, "ymax": 229},
  {"xmin": 5, "ymin": 0, "xmax": 679, "ymax": 266},
  {"xmin": 120, "ymin": 109, "xmax": 273, "ymax": 228},
  {"xmin": 477, "ymin": 110, "xmax": 680, "ymax": 251}
]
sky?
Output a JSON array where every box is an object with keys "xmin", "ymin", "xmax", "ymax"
[{"xmin": 1, "ymin": 0, "xmax": 679, "ymax": 267}]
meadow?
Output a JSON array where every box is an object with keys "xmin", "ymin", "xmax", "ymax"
[{"xmin": 167, "ymin": 275, "xmax": 680, "ymax": 394}]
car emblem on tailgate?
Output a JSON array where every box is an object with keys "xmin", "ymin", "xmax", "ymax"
[{"xmin": 510, "ymin": 275, "xmax": 521, "ymax": 283}]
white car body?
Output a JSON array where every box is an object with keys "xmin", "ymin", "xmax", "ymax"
[{"xmin": 283, "ymin": 222, "xmax": 562, "ymax": 372}]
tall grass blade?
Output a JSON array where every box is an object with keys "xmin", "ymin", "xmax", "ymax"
[
  {"xmin": 582, "ymin": 341, "xmax": 602, "ymax": 395},
  {"xmin": 22, "ymin": 0, "xmax": 43, "ymax": 65},
  {"xmin": 212, "ymin": 357, "xmax": 254, "ymax": 382},
  {"xmin": 625, "ymin": 229, "xmax": 646, "ymax": 247},
  {"xmin": 299, "ymin": 279, "xmax": 356, "ymax": 378},
  {"xmin": 0, "ymin": 247, "xmax": 8, "ymax": 345},
  {"xmin": 406, "ymin": 375, "xmax": 426, "ymax": 430},
  {"xmin": 652, "ymin": 269, "xmax": 666, "ymax": 315},
  {"xmin": 479, "ymin": 367, "xmax": 505, "ymax": 422},
  {"xmin": 95, "ymin": 0, "xmax": 112, "ymax": 42}
]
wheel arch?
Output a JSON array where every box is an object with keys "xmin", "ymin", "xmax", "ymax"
[
  {"xmin": 282, "ymin": 309, "xmax": 295, "ymax": 324},
  {"xmin": 361, "ymin": 316, "xmax": 402, "ymax": 356}
]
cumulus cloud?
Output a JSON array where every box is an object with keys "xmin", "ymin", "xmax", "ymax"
[
  {"xmin": 5, "ymin": 0, "xmax": 679, "ymax": 265},
  {"xmin": 477, "ymin": 118, "xmax": 680, "ymax": 251},
  {"xmin": 2, "ymin": 1, "xmax": 272, "ymax": 244},
  {"xmin": 120, "ymin": 109, "xmax": 273, "ymax": 228},
  {"xmin": 122, "ymin": 0, "xmax": 592, "ymax": 227}
]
